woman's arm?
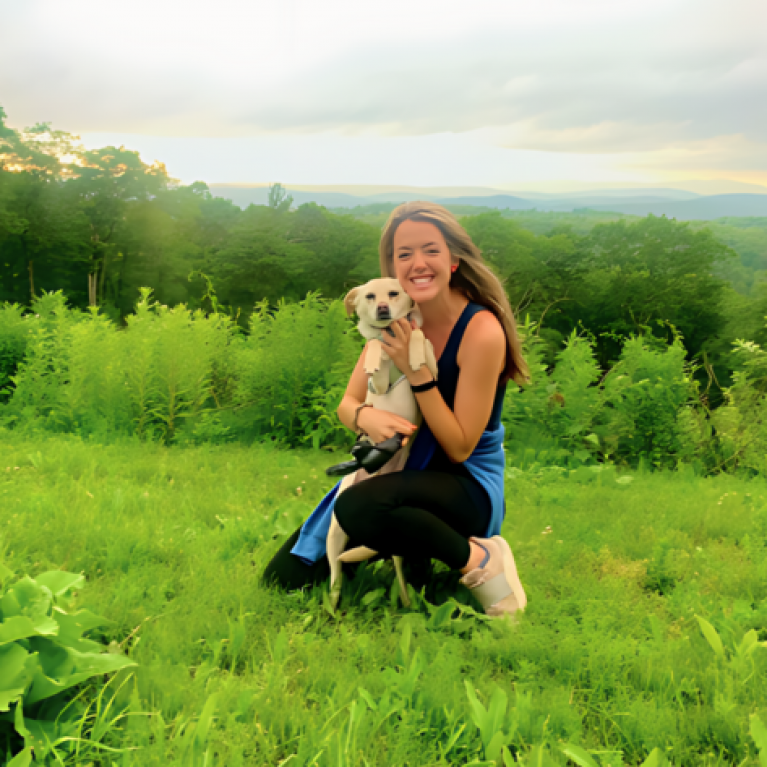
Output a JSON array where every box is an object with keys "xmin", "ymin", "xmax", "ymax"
[
  {"xmin": 336, "ymin": 342, "xmax": 420, "ymax": 443},
  {"xmin": 412, "ymin": 312, "xmax": 506, "ymax": 463},
  {"xmin": 336, "ymin": 343, "xmax": 371, "ymax": 432}
]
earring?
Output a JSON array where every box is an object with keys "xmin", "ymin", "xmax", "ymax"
[{"xmin": 451, "ymin": 264, "xmax": 458, "ymax": 272}]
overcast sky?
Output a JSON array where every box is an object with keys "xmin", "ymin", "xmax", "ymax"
[{"xmin": 1, "ymin": 0, "xmax": 765, "ymax": 189}]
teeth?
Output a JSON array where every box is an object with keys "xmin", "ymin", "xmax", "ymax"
[{"xmin": 412, "ymin": 277, "xmax": 433, "ymax": 284}]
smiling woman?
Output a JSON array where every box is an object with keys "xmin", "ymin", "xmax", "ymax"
[{"xmin": 263, "ymin": 201, "xmax": 530, "ymax": 619}]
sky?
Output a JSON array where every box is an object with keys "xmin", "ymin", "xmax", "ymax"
[{"xmin": 1, "ymin": 0, "xmax": 765, "ymax": 190}]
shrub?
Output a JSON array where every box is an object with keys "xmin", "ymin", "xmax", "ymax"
[
  {"xmin": 0, "ymin": 565, "xmax": 135, "ymax": 763},
  {"xmin": 0, "ymin": 289, "xmax": 360, "ymax": 450}
]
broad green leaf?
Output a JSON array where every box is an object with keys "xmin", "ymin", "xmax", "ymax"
[
  {"xmin": 486, "ymin": 730, "xmax": 506, "ymax": 762},
  {"xmin": 526, "ymin": 745, "xmax": 559, "ymax": 767},
  {"xmin": 51, "ymin": 608, "xmax": 104, "ymax": 653},
  {"xmin": 486, "ymin": 687, "xmax": 508, "ymax": 746},
  {"xmin": 14, "ymin": 699, "xmax": 30, "ymax": 739},
  {"xmin": 6, "ymin": 747, "xmax": 32, "ymax": 767},
  {"xmin": 1, "ymin": 577, "xmax": 50, "ymax": 618},
  {"xmin": 362, "ymin": 588, "xmax": 385, "ymax": 606},
  {"xmin": 465, "ymin": 680, "xmax": 489, "ymax": 732},
  {"xmin": 22, "ymin": 717, "xmax": 69, "ymax": 760},
  {"xmin": 736, "ymin": 629, "xmax": 759, "ymax": 658},
  {"xmin": 695, "ymin": 615, "xmax": 725, "ymax": 658},
  {"xmin": 561, "ymin": 743, "xmax": 600, "ymax": 767},
  {"xmin": 35, "ymin": 571, "xmax": 85, "ymax": 597},
  {"xmin": 640, "ymin": 747, "xmax": 663, "ymax": 767},
  {"xmin": 0, "ymin": 644, "xmax": 31, "ymax": 712},
  {"xmin": 0, "ymin": 614, "xmax": 59, "ymax": 646},
  {"xmin": 427, "ymin": 601, "xmax": 455, "ymax": 629},
  {"xmin": 25, "ymin": 648, "xmax": 136, "ymax": 705},
  {"xmin": 750, "ymin": 713, "xmax": 767, "ymax": 767}
]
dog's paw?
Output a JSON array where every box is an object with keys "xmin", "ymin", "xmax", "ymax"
[{"xmin": 408, "ymin": 329, "xmax": 428, "ymax": 371}]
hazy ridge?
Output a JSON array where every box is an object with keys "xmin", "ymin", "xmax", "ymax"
[{"xmin": 208, "ymin": 184, "xmax": 767, "ymax": 221}]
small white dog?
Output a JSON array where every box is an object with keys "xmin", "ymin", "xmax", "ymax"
[{"xmin": 326, "ymin": 278, "xmax": 438, "ymax": 608}]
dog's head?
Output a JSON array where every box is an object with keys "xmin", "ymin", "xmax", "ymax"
[{"xmin": 344, "ymin": 278, "xmax": 423, "ymax": 339}]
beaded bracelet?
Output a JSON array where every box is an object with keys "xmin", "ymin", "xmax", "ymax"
[{"xmin": 353, "ymin": 402, "xmax": 373, "ymax": 433}]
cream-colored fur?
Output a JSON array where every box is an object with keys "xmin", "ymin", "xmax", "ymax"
[{"xmin": 327, "ymin": 278, "xmax": 438, "ymax": 609}]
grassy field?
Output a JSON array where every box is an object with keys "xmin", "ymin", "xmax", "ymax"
[{"xmin": 1, "ymin": 429, "xmax": 767, "ymax": 766}]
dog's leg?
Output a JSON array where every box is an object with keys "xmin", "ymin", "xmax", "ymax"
[
  {"xmin": 327, "ymin": 513, "xmax": 348, "ymax": 609},
  {"xmin": 364, "ymin": 339, "xmax": 384, "ymax": 375},
  {"xmin": 408, "ymin": 329, "xmax": 428, "ymax": 372},
  {"xmin": 393, "ymin": 556, "xmax": 411, "ymax": 608},
  {"xmin": 370, "ymin": 356, "xmax": 391, "ymax": 396},
  {"xmin": 326, "ymin": 471, "xmax": 362, "ymax": 609}
]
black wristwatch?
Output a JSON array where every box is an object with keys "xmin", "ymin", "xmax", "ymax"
[{"xmin": 411, "ymin": 378, "xmax": 438, "ymax": 393}]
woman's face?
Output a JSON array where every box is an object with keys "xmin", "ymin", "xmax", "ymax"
[{"xmin": 391, "ymin": 219, "xmax": 457, "ymax": 304}]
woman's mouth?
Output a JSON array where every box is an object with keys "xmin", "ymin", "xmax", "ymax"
[{"xmin": 411, "ymin": 276, "xmax": 434, "ymax": 288}]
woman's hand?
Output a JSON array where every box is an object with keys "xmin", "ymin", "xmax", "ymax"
[
  {"xmin": 357, "ymin": 406, "xmax": 417, "ymax": 446},
  {"xmin": 380, "ymin": 317, "xmax": 417, "ymax": 375}
]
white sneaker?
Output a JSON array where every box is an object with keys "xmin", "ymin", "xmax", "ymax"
[{"xmin": 459, "ymin": 536, "xmax": 527, "ymax": 618}]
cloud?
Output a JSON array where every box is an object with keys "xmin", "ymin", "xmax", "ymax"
[{"xmin": 1, "ymin": 0, "xmax": 764, "ymax": 182}]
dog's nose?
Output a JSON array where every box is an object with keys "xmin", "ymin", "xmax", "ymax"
[{"xmin": 376, "ymin": 303, "xmax": 391, "ymax": 320}]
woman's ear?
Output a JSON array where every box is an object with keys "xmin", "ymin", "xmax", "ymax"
[{"xmin": 343, "ymin": 288, "xmax": 360, "ymax": 317}]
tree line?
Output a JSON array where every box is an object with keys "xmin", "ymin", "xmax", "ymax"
[{"xmin": 2, "ymin": 105, "xmax": 766, "ymax": 398}]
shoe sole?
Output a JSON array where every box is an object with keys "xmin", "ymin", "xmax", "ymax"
[{"xmin": 492, "ymin": 535, "xmax": 527, "ymax": 611}]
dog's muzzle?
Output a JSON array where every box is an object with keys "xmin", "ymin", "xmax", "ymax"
[{"xmin": 376, "ymin": 305, "xmax": 391, "ymax": 321}]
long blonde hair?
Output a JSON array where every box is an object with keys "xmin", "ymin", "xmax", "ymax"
[{"xmin": 379, "ymin": 201, "xmax": 529, "ymax": 387}]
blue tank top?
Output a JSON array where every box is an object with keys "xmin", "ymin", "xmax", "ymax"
[{"xmin": 425, "ymin": 302, "xmax": 507, "ymax": 494}]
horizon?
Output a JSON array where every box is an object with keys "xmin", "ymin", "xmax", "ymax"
[{"xmin": 205, "ymin": 180, "xmax": 767, "ymax": 196}]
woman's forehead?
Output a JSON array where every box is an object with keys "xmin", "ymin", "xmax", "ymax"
[{"xmin": 393, "ymin": 219, "xmax": 445, "ymax": 248}]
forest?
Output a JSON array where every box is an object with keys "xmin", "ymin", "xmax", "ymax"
[{"xmin": 3, "ymin": 105, "xmax": 767, "ymax": 398}]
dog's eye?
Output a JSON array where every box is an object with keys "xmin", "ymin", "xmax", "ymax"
[
  {"xmin": 365, "ymin": 293, "xmax": 375, "ymax": 300},
  {"xmin": 388, "ymin": 291, "xmax": 399, "ymax": 298}
]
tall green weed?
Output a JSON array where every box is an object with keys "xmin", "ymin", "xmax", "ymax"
[
  {"xmin": 4, "ymin": 291, "xmax": 767, "ymax": 471},
  {"xmin": 503, "ymin": 325, "xmax": 706, "ymax": 470},
  {"xmin": 0, "ymin": 289, "xmax": 359, "ymax": 450},
  {"xmin": 710, "ymin": 338, "xmax": 767, "ymax": 475}
]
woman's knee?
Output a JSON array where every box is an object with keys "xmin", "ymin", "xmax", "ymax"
[{"xmin": 334, "ymin": 481, "xmax": 387, "ymax": 537}]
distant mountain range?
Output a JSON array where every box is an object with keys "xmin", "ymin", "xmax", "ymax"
[{"xmin": 208, "ymin": 184, "xmax": 767, "ymax": 221}]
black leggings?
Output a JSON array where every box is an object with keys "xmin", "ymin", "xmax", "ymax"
[{"xmin": 262, "ymin": 470, "xmax": 492, "ymax": 591}]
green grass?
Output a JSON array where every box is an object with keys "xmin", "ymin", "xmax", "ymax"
[{"xmin": 1, "ymin": 429, "xmax": 767, "ymax": 766}]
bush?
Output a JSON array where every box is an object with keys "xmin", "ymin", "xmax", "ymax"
[
  {"xmin": 0, "ymin": 565, "xmax": 135, "ymax": 763},
  {"xmin": 0, "ymin": 289, "xmax": 361, "ymax": 451},
  {"xmin": 503, "ymin": 324, "xmax": 707, "ymax": 470}
]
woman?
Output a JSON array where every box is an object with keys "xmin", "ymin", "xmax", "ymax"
[{"xmin": 263, "ymin": 201, "xmax": 530, "ymax": 617}]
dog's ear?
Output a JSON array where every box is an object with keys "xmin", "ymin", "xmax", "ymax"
[{"xmin": 343, "ymin": 287, "xmax": 360, "ymax": 317}]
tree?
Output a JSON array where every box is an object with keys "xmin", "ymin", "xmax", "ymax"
[
  {"xmin": 68, "ymin": 147, "xmax": 172, "ymax": 305},
  {"xmin": 574, "ymin": 215, "xmax": 735, "ymax": 365},
  {"xmin": 268, "ymin": 182, "xmax": 293, "ymax": 213}
]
